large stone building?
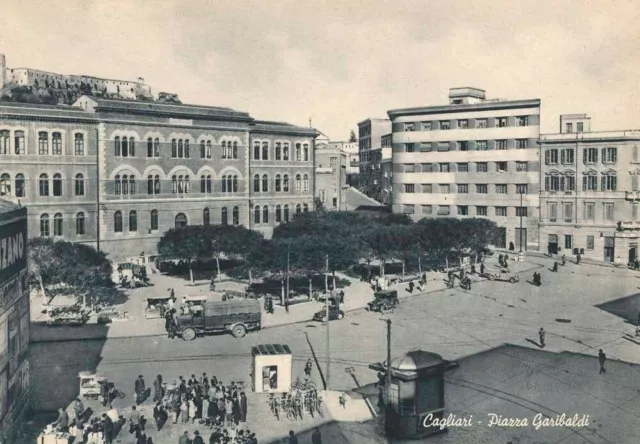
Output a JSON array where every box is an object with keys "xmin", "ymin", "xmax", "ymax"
[
  {"xmin": 0, "ymin": 200, "xmax": 30, "ymax": 434},
  {"xmin": 0, "ymin": 97, "xmax": 316, "ymax": 261},
  {"xmin": 539, "ymin": 114, "xmax": 640, "ymax": 263},
  {"xmin": 388, "ymin": 87, "xmax": 541, "ymax": 250},
  {"xmin": 329, "ymin": 140, "xmax": 359, "ymax": 185},
  {"xmin": 316, "ymin": 135, "xmax": 347, "ymax": 211},
  {"xmin": 357, "ymin": 118, "xmax": 391, "ymax": 199}
]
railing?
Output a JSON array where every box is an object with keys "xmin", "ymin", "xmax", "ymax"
[{"xmin": 625, "ymin": 191, "xmax": 640, "ymax": 201}]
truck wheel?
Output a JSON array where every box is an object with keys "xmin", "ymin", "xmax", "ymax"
[
  {"xmin": 232, "ymin": 325, "xmax": 247, "ymax": 338},
  {"xmin": 182, "ymin": 328, "xmax": 196, "ymax": 341},
  {"xmin": 509, "ymin": 277, "xmax": 516, "ymax": 284},
  {"xmin": 488, "ymin": 275, "xmax": 495, "ymax": 281},
  {"xmin": 337, "ymin": 313, "xmax": 344, "ymax": 320},
  {"xmin": 321, "ymin": 316, "xmax": 328, "ymax": 323}
]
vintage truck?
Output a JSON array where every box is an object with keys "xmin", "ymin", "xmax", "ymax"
[{"xmin": 175, "ymin": 299, "xmax": 262, "ymax": 340}]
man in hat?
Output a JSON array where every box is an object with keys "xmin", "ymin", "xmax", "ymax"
[{"xmin": 134, "ymin": 375, "xmax": 146, "ymax": 405}]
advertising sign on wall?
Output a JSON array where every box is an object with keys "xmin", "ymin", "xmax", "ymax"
[{"xmin": 0, "ymin": 217, "xmax": 27, "ymax": 288}]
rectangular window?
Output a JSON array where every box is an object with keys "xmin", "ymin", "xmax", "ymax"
[
  {"xmin": 549, "ymin": 202, "xmax": 557, "ymax": 222},
  {"xmin": 457, "ymin": 184, "xmax": 469, "ymax": 194},
  {"xmin": 74, "ymin": 133, "xmax": 85, "ymax": 156},
  {"xmin": 565, "ymin": 235, "xmax": 572, "ymax": 250},
  {"xmin": 439, "ymin": 184, "xmax": 450, "ymax": 193},
  {"xmin": 583, "ymin": 148, "xmax": 598, "ymax": 163},
  {"xmin": 457, "ymin": 163, "xmax": 468, "ymax": 172},
  {"xmin": 604, "ymin": 203, "xmax": 614, "ymax": 220},
  {"xmin": 437, "ymin": 142, "xmax": 450, "ymax": 152},
  {"xmin": 582, "ymin": 175, "xmax": 597, "ymax": 191},
  {"xmin": 632, "ymin": 203, "xmax": 638, "ymax": 220},
  {"xmin": 516, "ymin": 161, "xmax": 528, "ymax": 172},
  {"xmin": 496, "ymin": 140, "xmax": 507, "ymax": 150},
  {"xmin": 422, "ymin": 205, "xmax": 432, "ymax": 214},
  {"xmin": 476, "ymin": 162, "xmax": 488, "ymax": 173},
  {"xmin": 577, "ymin": 122, "xmax": 584, "ymax": 132},
  {"xmin": 404, "ymin": 164, "xmax": 415, "ymax": 173},
  {"xmin": 458, "ymin": 141, "xmax": 469, "ymax": 151},
  {"xmin": 585, "ymin": 202, "xmax": 595, "ymax": 220},
  {"xmin": 495, "ymin": 207, "xmax": 507, "ymax": 216},
  {"xmin": 52, "ymin": 132, "xmax": 62, "ymax": 155},
  {"xmin": 421, "ymin": 184, "xmax": 432, "ymax": 193},
  {"xmin": 422, "ymin": 122, "xmax": 432, "ymax": 131},
  {"xmin": 439, "ymin": 121, "xmax": 450, "ymax": 130},
  {"xmin": 632, "ymin": 175, "xmax": 638, "ymax": 191},
  {"xmin": 495, "ymin": 184, "xmax": 508, "ymax": 194},
  {"xmin": 516, "ymin": 116, "xmax": 529, "ymax": 126},
  {"xmin": 586, "ymin": 235, "xmax": 594, "ymax": 249},
  {"xmin": 420, "ymin": 143, "xmax": 432, "ymax": 152},
  {"xmin": 497, "ymin": 117, "xmax": 508, "ymax": 127},
  {"xmin": 496, "ymin": 162, "xmax": 507, "ymax": 172},
  {"xmin": 476, "ymin": 184, "xmax": 488, "ymax": 194},
  {"xmin": 601, "ymin": 175, "xmax": 617, "ymax": 191},
  {"xmin": 437, "ymin": 205, "xmax": 450, "ymax": 215},
  {"xmin": 404, "ymin": 184, "xmax": 415, "ymax": 193},
  {"xmin": 476, "ymin": 140, "xmax": 488, "ymax": 151},
  {"xmin": 566, "ymin": 123, "xmax": 573, "ymax": 133},
  {"xmin": 561, "ymin": 149, "xmax": 574, "ymax": 164},
  {"xmin": 564, "ymin": 202, "xmax": 573, "ymax": 222},
  {"xmin": 476, "ymin": 206, "xmax": 487, "ymax": 216},
  {"xmin": 516, "ymin": 207, "xmax": 528, "ymax": 217},
  {"xmin": 438, "ymin": 163, "xmax": 450, "ymax": 173},
  {"xmin": 515, "ymin": 184, "xmax": 528, "ymax": 194},
  {"xmin": 603, "ymin": 147, "xmax": 617, "ymax": 163},
  {"xmin": 545, "ymin": 149, "xmax": 559, "ymax": 165},
  {"xmin": 566, "ymin": 176, "xmax": 575, "ymax": 191},
  {"xmin": 402, "ymin": 204, "xmax": 415, "ymax": 214},
  {"xmin": 458, "ymin": 120, "xmax": 468, "ymax": 129},
  {"xmin": 516, "ymin": 139, "xmax": 527, "ymax": 149},
  {"xmin": 404, "ymin": 123, "xmax": 415, "ymax": 132},
  {"xmin": 406, "ymin": 143, "xmax": 415, "ymax": 153},
  {"xmin": 458, "ymin": 206, "xmax": 469, "ymax": 216},
  {"xmin": 421, "ymin": 163, "xmax": 433, "ymax": 173},
  {"xmin": 476, "ymin": 119, "xmax": 487, "ymax": 128}
]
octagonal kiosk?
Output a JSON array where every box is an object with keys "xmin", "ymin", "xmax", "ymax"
[
  {"xmin": 251, "ymin": 344, "xmax": 292, "ymax": 394},
  {"xmin": 385, "ymin": 350, "xmax": 453, "ymax": 439}
]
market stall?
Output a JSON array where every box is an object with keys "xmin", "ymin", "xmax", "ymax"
[{"xmin": 251, "ymin": 344, "xmax": 292, "ymax": 393}]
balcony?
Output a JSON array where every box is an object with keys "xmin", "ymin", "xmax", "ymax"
[
  {"xmin": 618, "ymin": 220, "xmax": 640, "ymax": 231},
  {"xmin": 625, "ymin": 191, "xmax": 640, "ymax": 201}
]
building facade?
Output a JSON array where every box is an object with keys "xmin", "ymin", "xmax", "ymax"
[
  {"xmin": 389, "ymin": 87, "xmax": 541, "ymax": 250},
  {"xmin": 0, "ymin": 201, "xmax": 30, "ymax": 434},
  {"xmin": 539, "ymin": 114, "xmax": 640, "ymax": 263},
  {"xmin": 316, "ymin": 136, "xmax": 347, "ymax": 211},
  {"xmin": 329, "ymin": 141, "xmax": 359, "ymax": 185},
  {"xmin": 357, "ymin": 118, "xmax": 391, "ymax": 198},
  {"xmin": 0, "ymin": 97, "xmax": 316, "ymax": 261}
]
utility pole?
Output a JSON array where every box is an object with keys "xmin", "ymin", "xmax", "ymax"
[
  {"xmin": 286, "ymin": 245, "xmax": 290, "ymax": 308},
  {"xmin": 95, "ymin": 128, "xmax": 101, "ymax": 252},
  {"xmin": 519, "ymin": 191, "xmax": 523, "ymax": 253},
  {"xmin": 326, "ymin": 254, "xmax": 331, "ymax": 388},
  {"xmin": 385, "ymin": 318, "xmax": 392, "ymax": 429}
]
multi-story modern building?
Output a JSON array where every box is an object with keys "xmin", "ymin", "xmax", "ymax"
[
  {"xmin": 539, "ymin": 114, "xmax": 640, "ymax": 263},
  {"xmin": 0, "ymin": 97, "xmax": 316, "ymax": 261},
  {"xmin": 316, "ymin": 135, "xmax": 347, "ymax": 211},
  {"xmin": 0, "ymin": 200, "xmax": 30, "ymax": 433},
  {"xmin": 380, "ymin": 155, "xmax": 393, "ymax": 206},
  {"xmin": 357, "ymin": 118, "xmax": 391, "ymax": 197},
  {"xmin": 389, "ymin": 87, "xmax": 541, "ymax": 250}
]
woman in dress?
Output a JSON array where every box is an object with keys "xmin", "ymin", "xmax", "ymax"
[
  {"xmin": 188, "ymin": 396, "xmax": 197, "ymax": 424},
  {"xmin": 180, "ymin": 397, "xmax": 189, "ymax": 423}
]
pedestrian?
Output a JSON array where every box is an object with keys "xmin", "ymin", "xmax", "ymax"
[
  {"xmin": 635, "ymin": 258, "xmax": 640, "ymax": 271},
  {"xmin": 100, "ymin": 380, "xmax": 109, "ymax": 407},
  {"xmin": 153, "ymin": 402, "xmax": 163, "ymax": 431},
  {"xmin": 73, "ymin": 398, "xmax": 84, "ymax": 423},
  {"xmin": 284, "ymin": 297, "xmax": 290, "ymax": 314},
  {"xmin": 498, "ymin": 254, "xmax": 503, "ymax": 267},
  {"xmin": 225, "ymin": 396, "xmax": 233, "ymax": 427},
  {"xmin": 178, "ymin": 431, "xmax": 189, "ymax": 444},
  {"xmin": 107, "ymin": 404, "xmax": 118, "ymax": 424},
  {"xmin": 576, "ymin": 252, "xmax": 581, "ymax": 265},
  {"xmin": 153, "ymin": 375, "xmax": 163, "ymax": 402},
  {"xmin": 193, "ymin": 430, "xmax": 204, "ymax": 444},
  {"xmin": 136, "ymin": 429, "xmax": 147, "ymax": 444},
  {"xmin": 539, "ymin": 328, "xmax": 545, "ymax": 348},
  {"xmin": 288, "ymin": 430, "xmax": 299, "ymax": 444},
  {"xmin": 232, "ymin": 394, "xmax": 241, "ymax": 425},
  {"xmin": 207, "ymin": 394, "xmax": 218, "ymax": 426},
  {"xmin": 52, "ymin": 408, "xmax": 69, "ymax": 433},
  {"xmin": 268, "ymin": 295, "xmax": 274, "ymax": 314},
  {"xmin": 311, "ymin": 427, "xmax": 322, "ymax": 444},
  {"xmin": 239, "ymin": 392, "xmax": 247, "ymax": 423},
  {"xmin": 129, "ymin": 405, "xmax": 141, "ymax": 434},
  {"xmin": 180, "ymin": 398, "xmax": 189, "ymax": 423},
  {"xmin": 598, "ymin": 349, "xmax": 607, "ymax": 374},
  {"xmin": 480, "ymin": 263, "xmax": 485, "ymax": 275},
  {"xmin": 509, "ymin": 241, "xmax": 515, "ymax": 251},
  {"xmin": 172, "ymin": 394, "xmax": 181, "ymax": 424},
  {"xmin": 408, "ymin": 281, "xmax": 414, "ymax": 293},
  {"xmin": 135, "ymin": 375, "xmax": 146, "ymax": 405},
  {"xmin": 170, "ymin": 288, "xmax": 176, "ymax": 300},
  {"xmin": 101, "ymin": 413, "xmax": 114, "ymax": 444},
  {"xmin": 552, "ymin": 262, "xmax": 558, "ymax": 272},
  {"xmin": 636, "ymin": 311, "xmax": 640, "ymax": 336},
  {"xmin": 561, "ymin": 254, "xmax": 566, "ymax": 266}
]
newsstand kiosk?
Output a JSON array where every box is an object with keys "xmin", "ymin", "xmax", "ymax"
[
  {"xmin": 251, "ymin": 344, "xmax": 293, "ymax": 393},
  {"xmin": 371, "ymin": 350, "xmax": 455, "ymax": 439}
]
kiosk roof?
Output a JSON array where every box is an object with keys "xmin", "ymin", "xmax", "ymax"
[{"xmin": 252, "ymin": 344, "xmax": 292, "ymax": 356}]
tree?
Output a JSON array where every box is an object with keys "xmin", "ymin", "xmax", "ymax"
[
  {"xmin": 362, "ymin": 225, "xmax": 398, "ymax": 277},
  {"xmin": 202, "ymin": 224, "xmax": 264, "ymax": 282},
  {"xmin": 27, "ymin": 238, "xmax": 57, "ymax": 300},
  {"xmin": 349, "ymin": 130, "xmax": 357, "ymax": 143},
  {"xmin": 157, "ymin": 226, "xmax": 212, "ymax": 284}
]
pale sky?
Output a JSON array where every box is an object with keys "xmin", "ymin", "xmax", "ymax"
[{"xmin": 1, "ymin": 0, "xmax": 638, "ymax": 140}]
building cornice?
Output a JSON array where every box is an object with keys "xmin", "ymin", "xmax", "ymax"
[{"xmin": 387, "ymin": 99, "xmax": 541, "ymax": 119}]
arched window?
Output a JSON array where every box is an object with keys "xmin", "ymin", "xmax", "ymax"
[
  {"xmin": 232, "ymin": 206, "xmax": 239, "ymax": 225},
  {"xmin": 184, "ymin": 140, "xmax": 190, "ymax": 158},
  {"xmin": 150, "ymin": 209, "xmax": 159, "ymax": 231},
  {"xmin": 129, "ymin": 176, "xmax": 136, "ymax": 195},
  {"xmin": 37, "ymin": 173, "xmax": 47, "ymax": 196},
  {"xmin": 283, "ymin": 143, "xmax": 290, "ymax": 160},
  {"xmin": 221, "ymin": 207, "xmax": 228, "ymax": 226},
  {"xmin": 275, "ymin": 142, "xmax": 281, "ymax": 160},
  {"xmin": 296, "ymin": 204, "xmax": 302, "ymax": 215},
  {"xmin": 129, "ymin": 137, "xmax": 135, "ymax": 156},
  {"xmin": 154, "ymin": 138, "xmax": 160, "ymax": 157},
  {"xmin": 53, "ymin": 213, "xmax": 63, "ymax": 236},
  {"xmin": 122, "ymin": 174, "xmax": 129, "ymax": 195},
  {"xmin": 262, "ymin": 142, "xmax": 269, "ymax": 160},
  {"xmin": 226, "ymin": 176, "xmax": 233, "ymax": 193},
  {"xmin": 0, "ymin": 173, "xmax": 10, "ymax": 196},
  {"xmin": 303, "ymin": 203, "xmax": 309, "ymax": 212},
  {"xmin": 254, "ymin": 174, "xmax": 260, "ymax": 192},
  {"xmin": 74, "ymin": 133, "xmax": 85, "ymax": 156},
  {"xmin": 114, "ymin": 175, "xmax": 121, "ymax": 195},
  {"xmin": 15, "ymin": 174, "xmax": 25, "ymax": 197},
  {"xmin": 75, "ymin": 173, "xmax": 85, "ymax": 196},
  {"xmin": 129, "ymin": 211, "xmax": 137, "ymax": 232},
  {"xmin": 275, "ymin": 205, "xmax": 282, "ymax": 222},
  {"xmin": 233, "ymin": 176, "xmax": 238, "ymax": 192},
  {"xmin": 177, "ymin": 175, "xmax": 184, "ymax": 193},
  {"xmin": 206, "ymin": 141, "xmax": 212, "ymax": 158},
  {"xmin": 175, "ymin": 212, "xmax": 188, "ymax": 228},
  {"xmin": 14, "ymin": 131, "xmax": 24, "ymax": 154},
  {"xmin": 253, "ymin": 141, "xmax": 260, "ymax": 160},
  {"xmin": 200, "ymin": 175, "xmax": 206, "ymax": 193},
  {"xmin": 283, "ymin": 174, "xmax": 290, "ymax": 192},
  {"xmin": 254, "ymin": 205, "xmax": 261, "ymax": 224},
  {"xmin": 171, "ymin": 139, "xmax": 177, "ymax": 158},
  {"xmin": 52, "ymin": 132, "xmax": 62, "ymax": 155},
  {"xmin": 263, "ymin": 205, "xmax": 269, "ymax": 224},
  {"xmin": 221, "ymin": 175, "xmax": 227, "ymax": 193},
  {"xmin": 52, "ymin": 173, "xmax": 63, "ymax": 196},
  {"xmin": 0, "ymin": 130, "xmax": 9, "ymax": 155},
  {"xmin": 303, "ymin": 174, "xmax": 309, "ymax": 191},
  {"xmin": 284, "ymin": 204, "xmax": 290, "ymax": 222},
  {"xmin": 177, "ymin": 140, "xmax": 184, "ymax": 158},
  {"xmin": 148, "ymin": 175, "xmax": 154, "ymax": 195},
  {"xmin": 262, "ymin": 174, "xmax": 268, "ymax": 192},
  {"xmin": 200, "ymin": 140, "xmax": 206, "ymax": 158},
  {"xmin": 295, "ymin": 143, "xmax": 301, "ymax": 161},
  {"xmin": 203, "ymin": 208, "xmax": 210, "ymax": 225},
  {"xmin": 295, "ymin": 174, "xmax": 301, "ymax": 192},
  {"xmin": 184, "ymin": 175, "xmax": 190, "ymax": 193},
  {"xmin": 232, "ymin": 141, "xmax": 238, "ymax": 159},
  {"xmin": 275, "ymin": 174, "xmax": 281, "ymax": 192},
  {"xmin": 206, "ymin": 175, "xmax": 212, "ymax": 193},
  {"xmin": 76, "ymin": 212, "xmax": 85, "ymax": 235},
  {"xmin": 114, "ymin": 211, "xmax": 123, "ymax": 233},
  {"xmin": 121, "ymin": 137, "xmax": 128, "ymax": 157},
  {"xmin": 148, "ymin": 138, "xmax": 154, "ymax": 157},
  {"xmin": 172, "ymin": 175, "xmax": 177, "ymax": 194},
  {"xmin": 154, "ymin": 175, "xmax": 160, "ymax": 194},
  {"xmin": 38, "ymin": 131, "xmax": 48, "ymax": 155},
  {"xmin": 222, "ymin": 141, "xmax": 227, "ymax": 159},
  {"xmin": 303, "ymin": 143, "xmax": 309, "ymax": 161},
  {"xmin": 40, "ymin": 214, "xmax": 50, "ymax": 237}
]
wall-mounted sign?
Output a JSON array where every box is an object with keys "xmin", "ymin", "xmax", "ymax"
[
  {"xmin": 0, "ymin": 218, "xmax": 27, "ymax": 288},
  {"xmin": 169, "ymin": 118, "xmax": 193, "ymax": 126}
]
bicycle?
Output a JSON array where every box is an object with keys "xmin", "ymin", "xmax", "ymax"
[
  {"xmin": 267, "ymin": 394, "xmax": 280, "ymax": 420},
  {"xmin": 294, "ymin": 393, "xmax": 304, "ymax": 420},
  {"xmin": 303, "ymin": 391, "xmax": 314, "ymax": 418},
  {"xmin": 314, "ymin": 394, "xmax": 324, "ymax": 417}
]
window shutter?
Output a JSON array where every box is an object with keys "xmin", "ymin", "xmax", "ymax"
[
  {"xmin": 601, "ymin": 147, "xmax": 606, "ymax": 163},
  {"xmin": 544, "ymin": 150, "xmax": 550, "ymax": 165},
  {"xmin": 594, "ymin": 148, "xmax": 598, "ymax": 163},
  {"xmin": 582, "ymin": 176, "xmax": 586, "ymax": 191},
  {"xmin": 582, "ymin": 148, "xmax": 587, "ymax": 164},
  {"xmin": 544, "ymin": 177, "xmax": 549, "ymax": 191},
  {"xmin": 632, "ymin": 175, "xmax": 638, "ymax": 192},
  {"xmin": 560, "ymin": 176, "xmax": 565, "ymax": 191},
  {"xmin": 561, "ymin": 150, "xmax": 566, "ymax": 164},
  {"xmin": 601, "ymin": 176, "xmax": 605, "ymax": 190}
]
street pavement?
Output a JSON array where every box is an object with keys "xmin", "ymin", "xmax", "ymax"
[{"xmin": 30, "ymin": 253, "xmax": 640, "ymax": 443}]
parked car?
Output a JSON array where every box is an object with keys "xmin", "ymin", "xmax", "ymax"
[
  {"xmin": 312, "ymin": 306, "xmax": 345, "ymax": 322},
  {"xmin": 367, "ymin": 290, "xmax": 399, "ymax": 313}
]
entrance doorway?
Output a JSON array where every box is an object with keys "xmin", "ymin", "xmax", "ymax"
[
  {"xmin": 497, "ymin": 228, "xmax": 507, "ymax": 249},
  {"xmin": 515, "ymin": 228, "xmax": 527, "ymax": 251},
  {"xmin": 629, "ymin": 243, "xmax": 637, "ymax": 265},
  {"xmin": 547, "ymin": 234, "xmax": 558, "ymax": 255},
  {"xmin": 604, "ymin": 237, "xmax": 614, "ymax": 262}
]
